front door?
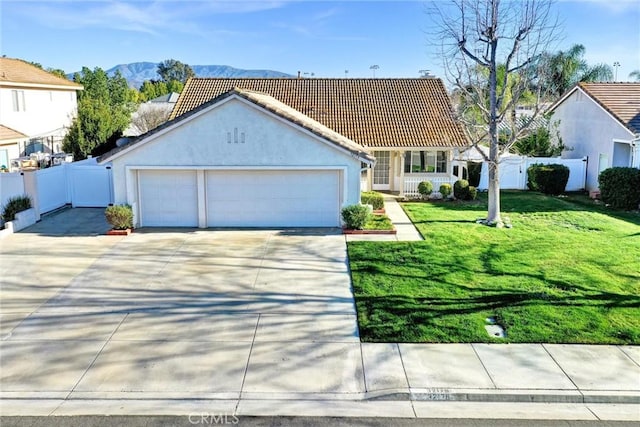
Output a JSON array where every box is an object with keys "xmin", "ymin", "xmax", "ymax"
[{"xmin": 372, "ymin": 150, "xmax": 390, "ymax": 190}]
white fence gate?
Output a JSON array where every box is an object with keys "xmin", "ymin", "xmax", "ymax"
[
  {"xmin": 0, "ymin": 159, "xmax": 113, "ymax": 217},
  {"xmin": 478, "ymin": 156, "xmax": 587, "ymax": 191},
  {"xmin": 68, "ymin": 162, "xmax": 113, "ymax": 207}
]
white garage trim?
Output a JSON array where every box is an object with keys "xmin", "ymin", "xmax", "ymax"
[{"xmin": 126, "ymin": 165, "xmax": 349, "ymax": 228}]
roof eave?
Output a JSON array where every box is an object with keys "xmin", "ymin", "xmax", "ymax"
[{"xmin": 0, "ymin": 81, "xmax": 83, "ymax": 90}]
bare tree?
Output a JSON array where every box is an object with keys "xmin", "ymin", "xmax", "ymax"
[
  {"xmin": 428, "ymin": 0, "xmax": 560, "ymax": 227},
  {"xmin": 128, "ymin": 104, "xmax": 172, "ymax": 136}
]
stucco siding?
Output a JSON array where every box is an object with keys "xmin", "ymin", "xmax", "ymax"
[
  {"xmin": 553, "ymin": 90, "xmax": 635, "ymax": 191},
  {"xmin": 110, "ymin": 98, "xmax": 362, "ymax": 209},
  {"xmin": 0, "ymin": 87, "xmax": 77, "ymax": 138}
]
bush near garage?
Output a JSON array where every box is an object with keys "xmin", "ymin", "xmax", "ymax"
[
  {"xmin": 341, "ymin": 204, "xmax": 370, "ymax": 229},
  {"xmin": 598, "ymin": 167, "xmax": 640, "ymax": 210},
  {"xmin": 105, "ymin": 204, "xmax": 133, "ymax": 230}
]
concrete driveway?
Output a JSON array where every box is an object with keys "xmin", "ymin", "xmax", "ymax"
[{"xmin": 1, "ymin": 208, "xmax": 362, "ymax": 407}]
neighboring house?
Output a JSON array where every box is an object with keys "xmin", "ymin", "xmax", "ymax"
[
  {"xmin": 0, "ymin": 57, "xmax": 83, "ymax": 160},
  {"xmin": 149, "ymin": 92, "xmax": 180, "ymax": 104},
  {"xmin": 124, "ymin": 92, "xmax": 179, "ymax": 136},
  {"xmin": 0, "ymin": 125, "xmax": 28, "ymax": 170},
  {"xmin": 549, "ymin": 82, "xmax": 640, "ymax": 191},
  {"xmin": 98, "ymin": 78, "xmax": 466, "ymax": 228}
]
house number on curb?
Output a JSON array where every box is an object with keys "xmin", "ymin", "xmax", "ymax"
[{"xmin": 227, "ymin": 128, "xmax": 246, "ymax": 144}]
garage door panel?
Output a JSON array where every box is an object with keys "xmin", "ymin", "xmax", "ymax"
[
  {"xmin": 139, "ymin": 170, "xmax": 198, "ymax": 227},
  {"xmin": 206, "ymin": 170, "xmax": 340, "ymax": 227}
]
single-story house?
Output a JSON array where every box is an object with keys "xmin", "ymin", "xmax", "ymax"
[
  {"xmin": 99, "ymin": 78, "xmax": 467, "ymax": 228},
  {"xmin": 548, "ymin": 82, "xmax": 640, "ymax": 191},
  {"xmin": 124, "ymin": 92, "xmax": 180, "ymax": 137}
]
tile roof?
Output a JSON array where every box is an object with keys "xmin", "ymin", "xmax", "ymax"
[
  {"xmin": 171, "ymin": 78, "xmax": 468, "ymax": 148},
  {"xmin": 99, "ymin": 88, "xmax": 375, "ymax": 164},
  {"xmin": 0, "ymin": 125, "xmax": 28, "ymax": 142},
  {"xmin": 0, "ymin": 57, "xmax": 83, "ymax": 89},
  {"xmin": 578, "ymin": 82, "xmax": 640, "ymax": 134}
]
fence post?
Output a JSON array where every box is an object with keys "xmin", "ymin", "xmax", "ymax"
[{"xmin": 21, "ymin": 171, "xmax": 41, "ymax": 221}]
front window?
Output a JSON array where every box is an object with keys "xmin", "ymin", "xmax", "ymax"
[{"xmin": 404, "ymin": 150, "xmax": 447, "ymax": 173}]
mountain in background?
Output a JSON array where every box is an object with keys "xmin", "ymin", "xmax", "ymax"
[{"xmin": 69, "ymin": 62, "xmax": 292, "ymax": 88}]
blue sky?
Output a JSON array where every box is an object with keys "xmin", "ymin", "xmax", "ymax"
[{"xmin": 1, "ymin": 0, "xmax": 639, "ymax": 82}]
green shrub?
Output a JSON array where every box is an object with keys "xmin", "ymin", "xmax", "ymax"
[
  {"xmin": 341, "ymin": 204, "xmax": 370, "ymax": 229},
  {"xmin": 105, "ymin": 204, "xmax": 133, "ymax": 230},
  {"xmin": 527, "ymin": 163, "xmax": 570, "ymax": 195},
  {"xmin": 439, "ymin": 183, "xmax": 452, "ymax": 198},
  {"xmin": 467, "ymin": 162, "xmax": 482, "ymax": 187},
  {"xmin": 361, "ymin": 191, "xmax": 384, "ymax": 210},
  {"xmin": 468, "ymin": 186, "xmax": 478, "ymax": 201},
  {"xmin": 454, "ymin": 179, "xmax": 470, "ymax": 200},
  {"xmin": 1, "ymin": 195, "xmax": 32, "ymax": 222},
  {"xmin": 598, "ymin": 167, "xmax": 640, "ymax": 210},
  {"xmin": 417, "ymin": 181, "xmax": 433, "ymax": 197}
]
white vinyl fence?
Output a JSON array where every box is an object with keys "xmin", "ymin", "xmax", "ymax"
[
  {"xmin": 478, "ymin": 156, "xmax": 587, "ymax": 191},
  {"xmin": 0, "ymin": 159, "xmax": 113, "ymax": 217},
  {"xmin": 0, "ymin": 173, "xmax": 25, "ymax": 208},
  {"xmin": 403, "ymin": 175, "xmax": 456, "ymax": 197}
]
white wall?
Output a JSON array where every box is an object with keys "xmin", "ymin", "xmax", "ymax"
[
  {"xmin": 478, "ymin": 156, "xmax": 587, "ymax": 191},
  {"xmin": 23, "ymin": 166, "xmax": 69, "ymax": 214},
  {"xmin": 552, "ymin": 89, "xmax": 635, "ymax": 191},
  {"xmin": 0, "ymin": 87, "xmax": 77, "ymax": 138},
  {"xmin": 0, "ymin": 173, "xmax": 26, "ymax": 208},
  {"xmin": 1, "ymin": 162, "xmax": 113, "ymax": 216},
  {"xmin": 109, "ymin": 97, "xmax": 363, "ymax": 208}
]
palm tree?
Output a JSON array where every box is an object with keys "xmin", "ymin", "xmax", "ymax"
[
  {"xmin": 540, "ymin": 44, "xmax": 613, "ymax": 97},
  {"xmin": 629, "ymin": 70, "xmax": 640, "ymax": 82}
]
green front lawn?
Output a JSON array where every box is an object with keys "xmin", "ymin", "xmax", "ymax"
[{"xmin": 348, "ymin": 191, "xmax": 640, "ymax": 344}]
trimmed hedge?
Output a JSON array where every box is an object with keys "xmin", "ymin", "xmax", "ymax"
[
  {"xmin": 439, "ymin": 183, "xmax": 452, "ymax": 198},
  {"xmin": 105, "ymin": 204, "xmax": 133, "ymax": 230},
  {"xmin": 1, "ymin": 195, "xmax": 32, "ymax": 222},
  {"xmin": 341, "ymin": 204, "xmax": 370, "ymax": 229},
  {"xmin": 527, "ymin": 163, "xmax": 570, "ymax": 195},
  {"xmin": 453, "ymin": 179, "xmax": 477, "ymax": 200},
  {"xmin": 361, "ymin": 191, "xmax": 384, "ymax": 210},
  {"xmin": 598, "ymin": 167, "xmax": 640, "ymax": 210},
  {"xmin": 418, "ymin": 181, "xmax": 433, "ymax": 197}
]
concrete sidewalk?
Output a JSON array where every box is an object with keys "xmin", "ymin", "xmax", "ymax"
[
  {"xmin": 346, "ymin": 195, "xmax": 423, "ymax": 242},
  {"xmin": 2, "ymin": 342, "xmax": 639, "ymax": 418},
  {"xmin": 1, "ymin": 209, "xmax": 639, "ymax": 421}
]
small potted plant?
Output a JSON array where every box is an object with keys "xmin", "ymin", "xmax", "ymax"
[{"xmin": 105, "ymin": 204, "xmax": 133, "ymax": 235}]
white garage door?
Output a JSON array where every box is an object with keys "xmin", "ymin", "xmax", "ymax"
[
  {"xmin": 206, "ymin": 170, "xmax": 340, "ymax": 227},
  {"xmin": 139, "ymin": 170, "xmax": 199, "ymax": 227}
]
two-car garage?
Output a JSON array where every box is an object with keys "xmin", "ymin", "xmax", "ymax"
[
  {"xmin": 138, "ymin": 169, "xmax": 342, "ymax": 228},
  {"xmin": 100, "ymin": 88, "xmax": 373, "ymax": 229}
]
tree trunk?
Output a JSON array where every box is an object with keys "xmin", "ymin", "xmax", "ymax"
[
  {"xmin": 486, "ymin": 35, "xmax": 504, "ymax": 227},
  {"xmin": 486, "ymin": 161, "xmax": 503, "ymax": 226}
]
